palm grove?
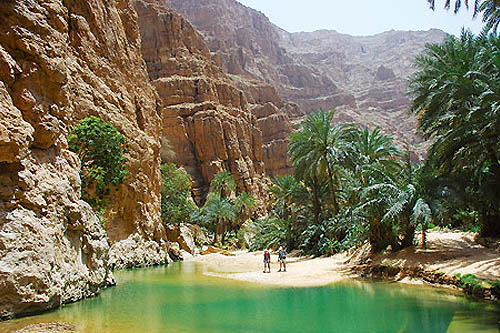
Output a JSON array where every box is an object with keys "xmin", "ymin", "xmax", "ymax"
[
  {"xmin": 172, "ymin": 24, "xmax": 500, "ymax": 253},
  {"xmin": 252, "ymin": 33, "xmax": 500, "ymax": 253},
  {"xmin": 70, "ymin": 0, "xmax": 499, "ymax": 254},
  {"xmin": 253, "ymin": 1, "xmax": 500, "ymax": 253}
]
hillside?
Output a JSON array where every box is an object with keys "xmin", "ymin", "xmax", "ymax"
[{"xmin": 168, "ymin": 0, "xmax": 447, "ymax": 158}]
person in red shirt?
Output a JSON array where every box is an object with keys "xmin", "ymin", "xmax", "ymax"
[{"xmin": 263, "ymin": 249, "xmax": 271, "ymax": 273}]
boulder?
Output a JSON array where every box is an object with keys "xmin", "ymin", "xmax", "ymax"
[
  {"xmin": 168, "ymin": 242, "xmax": 182, "ymax": 261},
  {"xmin": 179, "ymin": 224, "xmax": 196, "ymax": 254},
  {"xmin": 108, "ymin": 234, "xmax": 172, "ymax": 270},
  {"xmin": 189, "ymin": 224, "xmax": 211, "ymax": 246},
  {"xmin": 164, "ymin": 224, "xmax": 196, "ymax": 254}
]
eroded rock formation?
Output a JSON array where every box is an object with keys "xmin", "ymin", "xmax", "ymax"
[
  {"xmin": 162, "ymin": 0, "xmax": 296, "ymax": 176},
  {"xmin": 168, "ymin": 0, "xmax": 447, "ymax": 159},
  {"xmin": 0, "ymin": 0, "xmax": 167, "ymax": 318},
  {"xmin": 135, "ymin": 0, "xmax": 271, "ymax": 201}
]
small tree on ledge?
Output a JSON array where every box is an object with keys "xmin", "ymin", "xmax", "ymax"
[{"xmin": 68, "ymin": 116, "xmax": 128, "ymax": 210}]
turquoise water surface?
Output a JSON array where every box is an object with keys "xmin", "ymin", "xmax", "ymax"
[{"xmin": 1, "ymin": 262, "xmax": 499, "ymax": 332}]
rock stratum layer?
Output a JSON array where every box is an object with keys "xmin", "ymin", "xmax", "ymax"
[
  {"xmin": 168, "ymin": 0, "xmax": 447, "ymax": 158},
  {"xmin": 135, "ymin": 0, "xmax": 272, "ymax": 201},
  {"xmin": 0, "ymin": 0, "xmax": 168, "ymax": 318}
]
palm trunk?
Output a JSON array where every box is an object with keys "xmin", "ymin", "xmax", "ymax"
[
  {"xmin": 401, "ymin": 217, "xmax": 415, "ymax": 248},
  {"xmin": 325, "ymin": 153, "xmax": 339, "ymax": 214},
  {"xmin": 312, "ymin": 177, "xmax": 321, "ymax": 225},
  {"xmin": 213, "ymin": 218, "xmax": 219, "ymax": 244},
  {"xmin": 480, "ymin": 211, "xmax": 500, "ymax": 237}
]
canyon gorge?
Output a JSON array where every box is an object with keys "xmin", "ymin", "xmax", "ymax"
[{"xmin": 0, "ymin": 0, "xmax": 446, "ymax": 319}]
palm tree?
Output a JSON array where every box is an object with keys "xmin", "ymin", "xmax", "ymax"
[
  {"xmin": 480, "ymin": 0, "xmax": 500, "ymax": 34},
  {"xmin": 249, "ymin": 215, "xmax": 294, "ymax": 251},
  {"xmin": 427, "ymin": 0, "xmax": 500, "ymax": 33},
  {"xmin": 267, "ymin": 175, "xmax": 307, "ymax": 248},
  {"xmin": 360, "ymin": 162, "xmax": 432, "ymax": 251},
  {"xmin": 427, "ymin": 0, "xmax": 481, "ymax": 13},
  {"xmin": 347, "ymin": 125, "xmax": 401, "ymax": 186},
  {"xmin": 210, "ymin": 171, "xmax": 236, "ymax": 199},
  {"xmin": 380, "ymin": 156, "xmax": 432, "ymax": 248},
  {"xmin": 268, "ymin": 175, "xmax": 302, "ymax": 218},
  {"xmin": 233, "ymin": 192, "xmax": 257, "ymax": 229},
  {"xmin": 289, "ymin": 110, "xmax": 351, "ymax": 213},
  {"xmin": 203, "ymin": 195, "xmax": 237, "ymax": 244},
  {"xmin": 301, "ymin": 173, "xmax": 329, "ymax": 225},
  {"xmin": 358, "ymin": 176, "xmax": 400, "ymax": 252},
  {"xmin": 409, "ymin": 31, "xmax": 500, "ymax": 236}
]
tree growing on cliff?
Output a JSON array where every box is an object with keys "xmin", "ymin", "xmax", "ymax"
[
  {"xmin": 160, "ymin": 163, "xmax": 196, "ymax": 225},
  {"xmin": 68, "ymin": 116, "xmax": 128, "ymax": 210},
  {"xmin": 210, "ymin": 171, "xmax": 237, "ymax": 199}
]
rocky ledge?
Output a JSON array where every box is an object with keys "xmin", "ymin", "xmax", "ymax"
[{"xmin": 0, "ymin": 0, "xmax": 166, "ymax": 318}]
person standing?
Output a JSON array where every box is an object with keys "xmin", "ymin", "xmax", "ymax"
[
  {"xmin": 278, "ymin": 247, "xmax": 287, "ymax": 272},
  {"xmin": 263, "ymin": 249, "xmax": 271, "ymax": 273}
]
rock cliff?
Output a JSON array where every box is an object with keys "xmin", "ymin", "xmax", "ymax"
[
  {"xmin": 0, "ymin": 0, "xmax": 167, "ymax": 318},
  {"xmin": 134, "ymin": 0, "xmax": 271, "ymax": 201},
  {"xmin": 167, "ymin": 0, "xmax": 447, "ymax": 158},
  {"xmin": 163, "ymin": 0, "xmax": 296, "ymax": 176}
]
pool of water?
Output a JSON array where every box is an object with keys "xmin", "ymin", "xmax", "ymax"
[{"xmin": 1, "ymin": 262, "xmax": 499, "ymax": 332}]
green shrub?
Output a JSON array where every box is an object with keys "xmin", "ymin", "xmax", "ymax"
[
  {"xmin": 68, "ymin": 116, "xmax": 128, "ymax": 210},
  {"xmin": 456, "ymin": 273, "xmax": 483, "ymax": 295},
  {"xmin": 160, "ymin": 163, "xmax": 196, "ymax": 225},
  {"xmin": 249, "ymin": 215, "xmax": 292, "ymax": 251}
]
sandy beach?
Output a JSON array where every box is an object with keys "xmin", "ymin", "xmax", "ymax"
[
  {"xmin": 194, "ymin": 250, "xmax": 355, "ymax": 287},
  {"xmin": 193, "ymin": 231, "xmax": 500, "ymax": 288}
]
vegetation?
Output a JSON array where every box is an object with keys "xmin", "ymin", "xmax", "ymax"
[
  {"xmin": 160, "ymin": 163, "xmax": 196, "ymax": 225},
  {"xmin": 409, "ymin": 31, "xmax": 500, "ymax": 237},
  {"xmin": 160, "ymin": 22, "xmax": 500, "ymax": 254},
  {"xmin": 455, "ymin": 273, "xmax": 485, "ymax": 295},
  {"xmin": 194, "ymin": 171, "xmax": 257, "ymax": 245},
  {"xmin": 68, "ymin": 116, "xmax": 128, "ymax": 210},
  {"xmin": 428, "ymin": 0, "xmax": 500, "ymax": 33},
  {"xmin": 249, "ymin": 110, "xmax": 433, "ymax": 254},
  {"xmin": 250, "ymin": 21, "xmax": 500, "ymax": 254}
]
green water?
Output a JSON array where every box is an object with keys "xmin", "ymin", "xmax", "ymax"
[{"xmin": 1, "ymin": 262, "xmax": 499, "ymax": 332}]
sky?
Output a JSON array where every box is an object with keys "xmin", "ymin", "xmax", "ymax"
[{"xmin": 237, "ymin": 0, "xmax": 484, "ymax": 36}]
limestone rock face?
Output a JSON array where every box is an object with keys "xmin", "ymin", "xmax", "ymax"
[
  {"xmin": 135, "ymin": 0, "xmax": 270, "ymax": 202},
  {"xmin": 280, "ymin": 29, "xmax": 447, "ymax": 157},
  {"xmin": 168, "ymin": 0, "xmax": 447, "ymax": 159},
  {"xmin": 163, "ymin": 0, "xmax": 295, "ymax": 177},
  {"xmin": 0, "ymin": 0, "xmax": 164, "ymax": 318},
  {"xmin": 107, "ymin": 233, "xmax": 172, "ymax": 269},
  {"xmin": 252, "ymin": 102, "xmax": 293, "ymax": 176}
]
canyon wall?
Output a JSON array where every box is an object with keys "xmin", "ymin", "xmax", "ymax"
[
  {"xmin": 0, "ymin": 0, "xmax": 168, "ymax": 318},
  {"xmin": 164, "ymin": 0, "xmax": 296, "ymax": 177},
  {"xmin": 134, "ymin": 0, "xmax": 271, "ymax": 201},
  {"xmin": 167, "ymin": 0, "xmax": 447, "ymax": 159}
]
